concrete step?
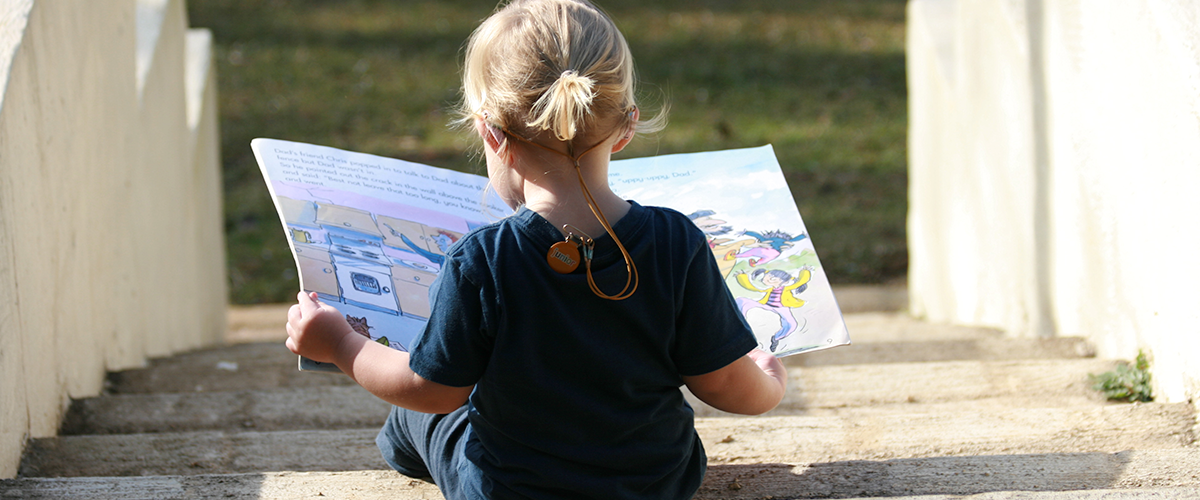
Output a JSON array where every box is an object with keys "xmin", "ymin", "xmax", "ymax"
[
  {"xmin": 68, "ymin": 358, "xmax": 1121, "ymax": 435},
  {"xmin": 694, "ymin": 358, "xmax": 1120, "ymax": 417},
  {"xmin": 787, "ymin": 337, "xmax": 1096, "ymax": 366},
  {"xmin": 827, "ymin": 284, "xmax": 909, "ymax": 314},
  {"xmin": 695, "ymin": 449, "xmax": 1200, "ymax": 499},
  {"xmin": 21, "ymin": 404, "xmax": 1195, "ymax": 478},
  {"xmin": 224, "ymin": 304, "xmax": 290, "ymax": 344},
  {"xmin": 19, "ymin": 429, "xmax": 384, "ymax": 478},
  {"xmin": 842, "ymin": 312, "xmax": 1005, "ymax": 342},
  {"xmin": 787, "ymin": 312, "xmax": 1095, "ymax": 366},
  {"xmin": 698, "ymin": 404, "xmax": 1195, "ymax": 465},
  {"xmin": 5, "ymin": 450, "xmax": 1200, "ymax": 499},
  {"xmin": 107, "ymin": 319, "xmax": 1095, "ymax": 395},
  {"xmin": 104, "ymin": 342, "xmax": 355, "ymax": 395},
  {"xmin": 62, "ymin": 386, "xmax": 391, "ymax": 435}
]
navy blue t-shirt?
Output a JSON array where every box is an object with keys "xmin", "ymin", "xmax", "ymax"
[{"xmin": 409, "ymin": 201, "xmax": 756, "ymax": 499}]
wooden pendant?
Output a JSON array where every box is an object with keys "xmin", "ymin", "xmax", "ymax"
[{"xmin": 547, "ymin": 240, "xmax": 581, "ymax": 273}]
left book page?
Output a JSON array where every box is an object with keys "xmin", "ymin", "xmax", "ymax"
[{"xmin": 251, "ymin": 138, "xmax": 512, "ymax": 371}]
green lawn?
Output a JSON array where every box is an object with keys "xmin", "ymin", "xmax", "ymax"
[{"xmin": 188, "ymin": 0, "xmax": 909, "ymax": 304}]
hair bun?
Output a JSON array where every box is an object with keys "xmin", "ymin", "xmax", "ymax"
[
  {"xmin": 557, "ymin": 70, "xmax": 595, "ymax": 99},
  {"xmin": 527, "ymin": 69, "xmax": 596, "ymax": 141}
]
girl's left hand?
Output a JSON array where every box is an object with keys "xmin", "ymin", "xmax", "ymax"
[
  {"xmin": 285, "ymin": 291, "xmax": 355, "ymax": 364},
  {"xmin": 747, "ymin": 348, "xmax": 787, "ymax": 388}
]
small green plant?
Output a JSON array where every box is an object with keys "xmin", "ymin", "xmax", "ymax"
[{"xmin": 1089, "ymin": 351, "xmax": 1153, "ymax": 403}]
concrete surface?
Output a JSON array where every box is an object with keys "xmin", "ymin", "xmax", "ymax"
[
  {"xmin": 907, "ymin": 0, "xmax": 1200, "ymax": 404},
  {"xmin": 695, "ymin": 450, "xmax": 1200, "ymax": 499},
  {"xmin": 3, "ymin": 455, "xmax": 1200, "ymax": 500},
  {"xmin": 5, "ymin": 289, "xmax": 1197, "ymax": 498},
  {"xmin": 0, "ymin": 0, "xmax": 224, "ymax": 477},
  {"xmin": 64, "ymin": 357, "xmax": 1120, "ymax": 434},
  {"xmin": 103, "ymin": 343, "xmax": 356, "ymax": 395},
  {"xmin": 62, "ymin": 386, "xmax": 391, "ymax": 435},
  {"xmin": 20, "ymin": 404, "xmax": 1195, "ymax": 478},
  {"xmin": 825, "ymin": 284, "xmax": 909, "ymax": 314},
  {"xmin": 786, "ymin": 337, "xmax": 1097, "ymax": 366},
  {"xmin": 697, "ymin": 358, "xmax": 1122, "ymax": 416}
]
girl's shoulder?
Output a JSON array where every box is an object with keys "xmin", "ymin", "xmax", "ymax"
[
  {"xmin": 437, "ymin": 207, "xmax": 550, "ymax": 273},
  {"xmin": 636, "ymin": 203, "xmax": 708, "ymax": 244}
]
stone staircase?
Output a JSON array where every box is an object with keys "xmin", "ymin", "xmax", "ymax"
[{"xmin": 3, "ymin": 290, "xmax": 1199, "ymax": 499}]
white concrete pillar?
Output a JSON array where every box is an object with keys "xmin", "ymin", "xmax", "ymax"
[
  {"xmin": 0, "ymin": 0, "xmax": 225, "ymax": 477},
  {"xmin": 909, "ymin": 0, "xmax": 1200, "ymax": 403}
]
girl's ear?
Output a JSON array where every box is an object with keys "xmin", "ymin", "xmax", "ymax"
[
  {"xmin": 611, "ymin": 107, "xmax": 639, "ymax": 153},
  {"xmin": 475, "ymin": 115, "xmax": 507, "ymax": 154}
]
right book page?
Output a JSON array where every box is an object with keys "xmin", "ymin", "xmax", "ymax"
[{"xmin": 610, "ymin": 145, "xmax": 850, "ymax": 356}]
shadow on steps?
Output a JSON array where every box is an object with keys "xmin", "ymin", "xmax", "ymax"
[
  {"xmin": 6, "ymin": 450, "xmax": 1199, "ymax": 499},
  {"xmin": 697, "ymin": 450, "xmax": 1200, "ymax": 499}
]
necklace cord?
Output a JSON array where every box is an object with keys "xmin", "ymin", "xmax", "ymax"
[{"xmin": 499, "ymin": 127, "xmax": 639, "ymax": 300}]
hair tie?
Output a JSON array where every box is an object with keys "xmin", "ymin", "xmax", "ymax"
[{"xmin": 559, "ymin": 70, "xmax": 595, "ymax": 90}]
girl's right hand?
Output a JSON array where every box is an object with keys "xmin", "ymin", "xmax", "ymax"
[{"xmin": 285, "ymin": 291, "xmax": 356, "ymax": 364}]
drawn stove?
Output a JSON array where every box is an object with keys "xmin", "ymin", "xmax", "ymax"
[{"xmin": 328, "ymin": 233, "xmax": 400, "ymax": 315}]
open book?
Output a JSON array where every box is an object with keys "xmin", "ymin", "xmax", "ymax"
[{"xmin": 253, "ymin": 138, "xmax": 850, "ymax": 371}]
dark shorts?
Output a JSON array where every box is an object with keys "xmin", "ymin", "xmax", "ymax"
[{"xmin": 376, "ymin": 405, "xmax": 485, "ymax": 499}]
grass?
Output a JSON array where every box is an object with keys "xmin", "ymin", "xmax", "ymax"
[
  {"xmin": 1090, "ymin": 351, "xmax": 1154, "ymax": 403},
  {"xmin": 188, "ymin": 0, "xmax": 909, "ymax": 304}
]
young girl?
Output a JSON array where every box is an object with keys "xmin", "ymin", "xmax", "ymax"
[{"xmin": 285, "ymin": 1, "xmax": 787, "ymax": 498}]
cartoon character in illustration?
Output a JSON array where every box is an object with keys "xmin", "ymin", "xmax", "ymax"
[
  {"xmin": 429, "ymin": 230, "xmax": 460, "ymax": 254},
  {"xmin": 347, "ymin": 314, "xmax": 390, "ymax": 347},
  {"xmin": 687, "ymin": 209, "xmax": 755, "ymax": 278},
  {"xmin": 687, "ymin": 209, "xmax": 731, "ymax": 238},
  {"xmin": 381, "ymin": 223, "xmax": 459, "ymax": 268},
  {"xmin": 734, "ymin": 266, "xmax": 813, "ymax": 352},
  {"xmin": 730, "ymin": 230, "xmax": 808, "ymax": 268}
]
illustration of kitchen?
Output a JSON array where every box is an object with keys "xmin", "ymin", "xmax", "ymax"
[{"xmin": 276, "ymin": 195, "xmax": 468, "ymax": 351}]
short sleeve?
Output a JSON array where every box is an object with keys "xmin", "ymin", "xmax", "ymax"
[
  {"xmin": 408, "ymin": 255, "xmax": 493, "ymax": 387},
  {"xmin": 671, "ymin": 240, "xmax": 758, "ymax": 377}
]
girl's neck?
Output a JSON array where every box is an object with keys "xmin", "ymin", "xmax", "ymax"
[{"xmin": 515, "ymin": 141, "xmax": 630, "ymax": 239}]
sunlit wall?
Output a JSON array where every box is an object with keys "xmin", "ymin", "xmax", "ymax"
[{"xmin": 908, "ymin": 0, "xmax": 1200, "ymax": 404}]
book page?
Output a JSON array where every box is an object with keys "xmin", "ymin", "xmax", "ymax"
[
  {"xmin": 252, "ymin": 138, "xmax": 511, "ymax": 371},
  {"xmin": 610, "ymin": 145, "xmax": 850, "ymax": 356}
]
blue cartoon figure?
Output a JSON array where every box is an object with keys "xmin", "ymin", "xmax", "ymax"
[
  {"xmin": 735, "ymin": 267, "xmax": 812, "ymax": 352},
  {"xmin": 731, "ymin": 230, "xmax": 808, "ymax": 267},
  {"xmin": 688, "ymin": 209, "xmax": 756, "ymax": 278},
  {"xmin": 429, "ymin": 231, "xmax": 457, "ymax": 254}
]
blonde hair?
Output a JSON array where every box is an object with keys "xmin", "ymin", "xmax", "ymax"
[{"xmin": 461, "ymin": 0, "xmax": 663, "ymax": 145}]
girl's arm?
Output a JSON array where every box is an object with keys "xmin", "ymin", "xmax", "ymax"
[
  {"xmin": 681, "ymin": 348, "xmax": 786, "ymax": 415},
  {"xmin": 286, "ymin": 292, "xmax": 473, "ymax": 414}
]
